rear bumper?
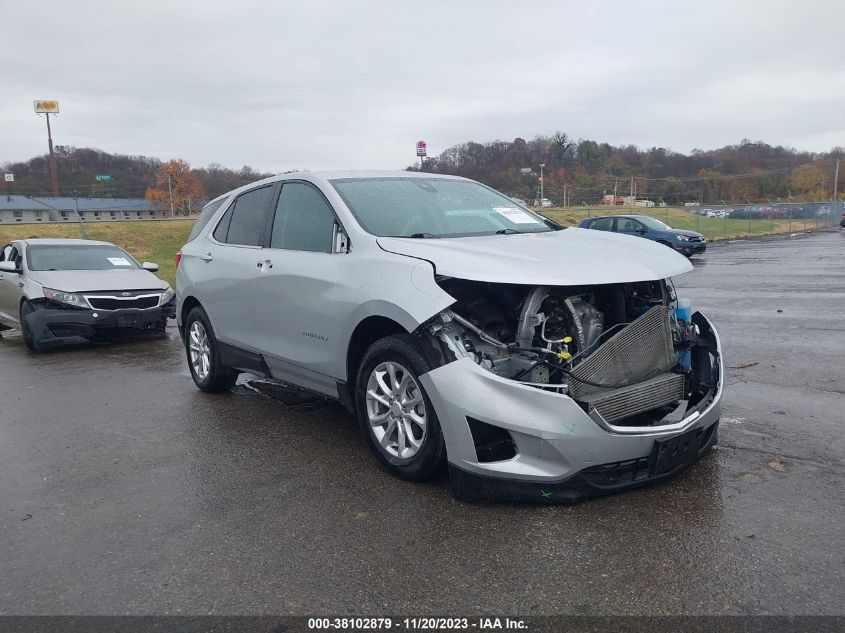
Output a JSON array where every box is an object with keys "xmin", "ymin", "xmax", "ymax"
[{"xmin": 24, "ymin": 300, "xmax": 175, "ymax": 349}]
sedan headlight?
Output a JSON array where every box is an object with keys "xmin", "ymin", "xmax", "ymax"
[
  {"xmin": 676, "ymin": 234, "xmax": 691, "ymax": 242},
  {"xmin": 43, "ymin": 288, "xmax": 91, "ymax": 309},
  {"xmin": 160, "ymin": 287, "xmax": 175, "ymax": 305}
]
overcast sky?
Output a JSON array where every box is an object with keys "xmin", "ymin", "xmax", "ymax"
[{"xmin": 2, "ymin": 0, "xmax": 843, "ymax": 172}]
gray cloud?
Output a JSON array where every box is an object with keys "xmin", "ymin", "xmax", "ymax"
[{"xmin": 2, "ymin": 0, "xmax": 843, "ymax": 172}]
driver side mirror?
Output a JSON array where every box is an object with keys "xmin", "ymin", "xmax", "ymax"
[
  {"xmin": 0, "ymin": 261, "xmax": 20, "ymax": 273},
  {"xmin": 142, "ymin": 261, "xmax": 160, "ymax": 272},
  {"xmin": 636, "ymin": 227, "xmax": 647, "ymax": 234}
]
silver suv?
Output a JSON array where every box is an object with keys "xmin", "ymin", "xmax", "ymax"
[{"xmin": 176, "ymin": 171, "xmax": 723, "ymax": 502}]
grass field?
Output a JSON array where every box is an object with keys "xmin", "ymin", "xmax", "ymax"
[
  {"xmin": 0, "ymin": 208, "xmax": 830, "ymax": 288},
  {"xmin": 0, "ymin": 220, "xmax": 193, "ymax": 286}
]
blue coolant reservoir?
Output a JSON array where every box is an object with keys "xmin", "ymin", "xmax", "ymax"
[
  {"xmin": 676, "ymin": 298, "xmax": 692, "ymax": 324},
  {"xmin": 673, "ymin": 298, "xmax": 693, "ymax": 371}
]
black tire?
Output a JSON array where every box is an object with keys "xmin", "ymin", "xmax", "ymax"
[
  {"xmin": 19, "ymin": 300, "xmax": 38, "ymax": 351},
  {"xmin": 184, "ymin": 306, "xmax": 237, "ymax": 393},
  {"xmin": 656, "ymin": 240, "xmax": 673, "ymax": 249},
  {"xmin": 354, "ymin": 334, "xmax": 446, "ymax": 481}
]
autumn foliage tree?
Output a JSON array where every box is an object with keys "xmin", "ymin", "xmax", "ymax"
[{"xmin": 145, "ymin": 159, "xmax": 206, "ymax": 215}]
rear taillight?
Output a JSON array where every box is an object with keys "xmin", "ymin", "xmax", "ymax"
[{"xmin": 175, "ymin": 251, "xmax": 182, "ymax": 268}]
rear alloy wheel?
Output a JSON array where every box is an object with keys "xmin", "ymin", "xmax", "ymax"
[
  {"xmin": 184, "ymin": 307, "xmax": 237, "ymax": 393},
  {"xmin": 355, "ymin": 334, "xmax": 446, "ymax": 481}
]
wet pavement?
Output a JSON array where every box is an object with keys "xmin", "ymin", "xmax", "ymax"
[{"xmin": 0, "ymin": 230, "xmax": 843, "ymax": 615}]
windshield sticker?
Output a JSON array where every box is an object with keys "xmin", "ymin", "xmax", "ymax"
[
  {"xmin": 492, "ymin": 207, "xmax": 542, "ymax": 224},
  {"xmin": 107, "ymin": 257, "xmax": 132, "ymax": 266}
]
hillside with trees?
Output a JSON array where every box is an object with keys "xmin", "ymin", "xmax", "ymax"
[
  {"xmin": 1, "ymin": 146, "xmax": 273, "ymax": 203},
  {"xmin": 3, "ymin": 138, "xmax": 842, "ymax": 208},
  {"xmin": 413, "ymin": 135, "xmax": 844, "ymax": 205}
]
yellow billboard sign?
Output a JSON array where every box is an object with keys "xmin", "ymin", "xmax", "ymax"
[{"xmin": 33, "ymin": 100, "xmax": 59, "ymax": 114}]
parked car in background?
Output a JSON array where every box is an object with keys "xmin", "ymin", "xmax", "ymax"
[
  {"xmin": 533, "ymin": 198, "xmax": 553, "ymax": 208},
  {"xmin": 0, "ymin": 239, "xmax": 174, "ymax": 350},
  {"xmin": 176, "ymin": 172, "xmax": 722, "ymax": 502},
  {"xmin": 579, "ymin": 214, "xmax": 707, "ymax": 257},
  {"xmin": 840, "ymin": 211, "xmax": 845, "ymax": 228}
]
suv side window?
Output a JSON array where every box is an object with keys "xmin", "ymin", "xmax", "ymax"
[
  {"xmin": 0, "ymin": 244, "xmax": 10, "ymax": 262},
  {"xmin": 593, "ymin": 217, "xmax": 614, "ymax": 231},
  {"xmin": 213, "ymin": 185, "xmax": 275, "ymax": 246},
  {"xmin": 270, "ymin": 182, "xmax": 336, "ymax": 253},
  {"xmin": 189, "ymin": 198, "xmax": 226, "ymax": 242}
]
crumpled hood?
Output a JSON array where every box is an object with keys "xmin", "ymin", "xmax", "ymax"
[
  {"xmin": 377, "ymin": 228, "xmax": 693, "ymax": 285},
  {"xmin": 28, "ymin": 269, "xmax": 168, "ymax": 293}
]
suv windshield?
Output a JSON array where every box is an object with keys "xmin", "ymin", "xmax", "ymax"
[
  {"xmin": 331, "ymin": 177, "xmax": 554, "ymax": 238},
  {"xmin": 638, "ymin": 216, "xmax": 670, "ymax": 230},
  {"xmin": 27, "ymin": 244, "xmax": 140, "ymax": 271}
]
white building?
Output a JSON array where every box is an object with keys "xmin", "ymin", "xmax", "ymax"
[{"xmin": 0, "ymin": 195, "xmax": 171, "ymax": 224}]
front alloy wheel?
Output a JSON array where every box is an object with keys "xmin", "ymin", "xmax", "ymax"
[
  {"xmin": 355, "ymin": 334, "xmax": 446, "ymax": 481},
  {"xmin": 366, "ymin": 361, "xmax": 428, "ymax": 459}
]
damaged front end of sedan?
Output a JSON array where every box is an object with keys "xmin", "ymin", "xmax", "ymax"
[{"xmin": 413, "ymin": 276, "xmax": 723, "ymax": 503}]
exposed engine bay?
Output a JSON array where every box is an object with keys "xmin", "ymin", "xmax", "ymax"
[{"xmin": 422, "ymin": 277, "xmax": 719, "ymax": 427}]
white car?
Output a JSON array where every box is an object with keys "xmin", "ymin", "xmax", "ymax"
[{"xmin": 0, "ymin": 239, "xmax": 175, "ymax": 350}]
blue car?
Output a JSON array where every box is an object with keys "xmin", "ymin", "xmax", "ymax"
[{"xmin": 578, "ymin": 214, "xmax": 707, "ymax": 257}]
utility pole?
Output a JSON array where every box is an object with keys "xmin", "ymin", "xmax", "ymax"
[
  {"xmin": 44, "ymin": 113, "xmax": 60, "ymax": 197},
  {"xmin": 539, "ymin": 163, "xmax": 545, "ymax": 208},
  {"xmin": 834, "ymin": 159, "xmax": 841, "ymax": 215},
  {"xmin": 73, "ymin": 193, "xmax": 86, "ymax": 239},
  {"xmin": 613, "ymin": 177, "xmax": 618, "ymax": 209},
  {"xmin": 167, "ymin": 173, "xmax": 175, "ymax": 217},
  {"xmin": 630, "ymin": 175, "xmax": 634, "ymax": 205}
]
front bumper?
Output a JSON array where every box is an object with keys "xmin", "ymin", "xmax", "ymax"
[
  {"xmin": 676, "ymin": 241, "xmax": 707, "ymax": 255},
  {"xmin": 23, "ymin": 300, "xmax": 175, "ymax": 350},
  {"xmin": 419, "ymin": 313, "xmax": 723, "ymax": 503}
]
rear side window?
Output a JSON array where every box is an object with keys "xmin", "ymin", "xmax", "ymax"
[
  {"xmin": 212, "ymin": 185, "xmax": 275, "ymax": 246},
  {"xmin": 593, "ymin": 217, "xmax": 613, "ymax": 231},
  {"xmin": 188, "ymin": 198, "xmax": 226, "ymax": 242}
]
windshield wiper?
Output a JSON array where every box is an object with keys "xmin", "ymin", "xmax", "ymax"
[
  {"xmin": 406, "ymin": 232, "xmax": 440, "ymax": 239},
  {"xmin": 495, "ymin": 228, "xmax": 521, "ymax": 235}
]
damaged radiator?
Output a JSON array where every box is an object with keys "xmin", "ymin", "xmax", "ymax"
[
  {"xmin": 579, "ymin": 372, "xmax": 685, "ymax": 423},
  {"xmin": 569, "ymin": 305, "xmax": 682, "ymax": 423}
]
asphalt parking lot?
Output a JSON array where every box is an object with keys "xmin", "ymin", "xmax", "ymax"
[{"xmin": 1, "ymin": 230, "xmax": 843, "ymax": 616}]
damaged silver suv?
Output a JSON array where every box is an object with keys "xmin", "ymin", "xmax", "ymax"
[{"xmin": 176, "ymin": 172, "xmax": 723, "ymax": 502}]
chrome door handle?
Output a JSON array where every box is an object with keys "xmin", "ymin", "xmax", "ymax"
[
  {"xmin": 200, "ymin": 253, "xmax": 213, "ymax": 262},
  {"xmin": 257, "ymin": 260, "xmax": 273, "ymax": 269}
]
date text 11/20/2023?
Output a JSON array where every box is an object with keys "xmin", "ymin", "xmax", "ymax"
[{"xmin": 307, "ymin": 617, "xmax": 528, "ymax": 630}]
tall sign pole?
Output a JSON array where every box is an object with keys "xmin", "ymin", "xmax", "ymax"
[
  {"xmin": 416, "ymin": 140, "xmax": 427, "ymax": 171},
  {"xmin": 34, "ymin": 100, "xmax": 60, "ymax": 196}
]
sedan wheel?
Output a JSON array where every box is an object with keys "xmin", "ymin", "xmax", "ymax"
[{"xmin": 365, "ymin": 361, "xmax": 428, "ymax": 459}]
